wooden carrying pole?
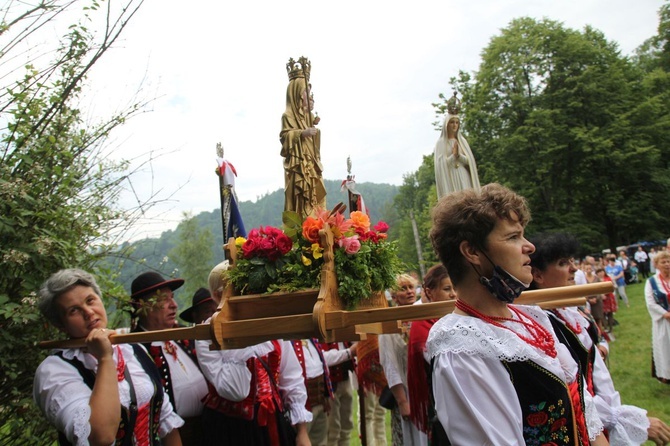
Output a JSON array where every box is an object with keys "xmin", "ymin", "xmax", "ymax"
[{"xmin": 37, "ymin": 281, "xmax": 610, "ymax": 350}]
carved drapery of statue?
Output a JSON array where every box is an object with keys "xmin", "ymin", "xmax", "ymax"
[
  {"xmin": 280, "ymin": 57, "xmax": 326, "ymax": 218},
  {"xmin": 434, "ymin": 94, "xmax": 481, "ymax": 199}
]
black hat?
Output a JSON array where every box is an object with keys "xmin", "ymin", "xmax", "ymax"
[
  {"xmin": 179, "ymin": 287, "xmax": 214, "ymax": 323},
  {"xmin": 131, "ymin": 271, "xmax": 184, "ymax": 300}
]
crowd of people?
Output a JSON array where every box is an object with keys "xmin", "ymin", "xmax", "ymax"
[{"xmin": 33, "ymin": 184, "xmax": 670, "ymax": 446}]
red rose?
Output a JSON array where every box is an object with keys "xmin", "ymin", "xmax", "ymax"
[
  {"xmin": 550, "ymin": 418, "xmax": 566, "ymax": 432},
  {"xmin": 276, "ymin": 233, "xmax": 293, "ymax": 255},
  {"xmin": 259, "ymin": 237, "xmax": 274, "ymax": 253},
  {"xmin": 263, "ymin": 226, "xmax": 282, "ymax": 238},
  {"xmin": 374, "ymin": 221, "xmax": 389, "ymax": 233},
  {"xmin": 354, "ymin": 227, "xmax": 367, "ymax": 240},
  {"xmin": 242, "ymin": 238, "xmax": 259, "ymax": 258},
  {"xmin": 527, "ymin": 411, "xmax": 549, "ymax": 427}
]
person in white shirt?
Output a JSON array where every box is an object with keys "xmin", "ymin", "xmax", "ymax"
[
  {"xmin": 130, "ymin": 271, "xmax": 208, "ymax": 445},
  {"xmin": 379, "ymin": 273, "xmax": 422, "ymax": 446},
  {"xmin": 34, "ymin": 268, "xmax": 183, "ymax": 446},
  {"xmin": 196, "ymin": 261, "xmax": 312, "ymax": 446},
  {"xmin": 635, "ymin": 246, "xmax": 650, "ymax": 279},
  {"xmin": 530, "ymin": 232, "xmax": 670, "ymax": 446},
  {"xmin": 427, "ymin": 184, "xmax": 608, "ymax": 445}
]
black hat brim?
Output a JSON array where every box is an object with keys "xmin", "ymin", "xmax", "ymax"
[{"xmin": 131, "ymin": 278, "xmax": 184, "ymax": 300}]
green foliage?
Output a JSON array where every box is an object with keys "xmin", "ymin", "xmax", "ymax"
[
  {"xmin": 435, "ymin": 16, "xmax": 670, "ymax": 253},
  {"xmin": 0, "ymin": 1, "xmax": 150, "ymax": 443},
  {"xmin": 608, "ymin": 283, "xmax": 670, "ymax": 426},
  {"xmin": 227, "ymin": 212, "xmax": 403, "ymax": 308},
  {"xmin": 393, "ymin": 154, "xmax": 439, "ymax": 275},
  {"xmin": 168, "ymin": 212, "xmax": 215, "ymax": 306},
  {"xmin": 635, "ymin": 2, "xmax": 670, "ymax": 72}
]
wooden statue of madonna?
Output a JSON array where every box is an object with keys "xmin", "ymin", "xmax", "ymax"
[
  {"xmin": 434, "ymin": 92, "xmax": 481, "ymax": 199},
  {"xmin": 280, "ymin": 56, "xmax": 327, "ymax": 218}
]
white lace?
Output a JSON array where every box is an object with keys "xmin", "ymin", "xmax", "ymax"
[
  {"xmin": 583, "ymin": 391, "xmax": 605, "ymax": 440},
  {"xmin": 429, "ymin": 305, "xmax": 555, "ymax": 362},
  {"xmin": 71, "ymin": 405, "xmax": 91, "ymax": 446},
  {"xmin": 608, "ymin": 405, "xmax": 649, "ymax": 446}
]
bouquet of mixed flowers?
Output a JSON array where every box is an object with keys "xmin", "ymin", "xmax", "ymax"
[{"xmin": 226, "ymin": 208, "xmax": 403, "ymax": 309}]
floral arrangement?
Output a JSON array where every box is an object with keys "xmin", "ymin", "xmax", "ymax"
[{"xmin": 226, "ymin": 209, "xmax": 403, "ymax": 308}]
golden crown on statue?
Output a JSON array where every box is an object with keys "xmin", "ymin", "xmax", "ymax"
[
  {"xmin": 286, "ymin": 56, "xmax": 311, "ymax": 81},
  {"xmin": 447, "ymin": 92, "xmax": 461, "ymax": 115}
]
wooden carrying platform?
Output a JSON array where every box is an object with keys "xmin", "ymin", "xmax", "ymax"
[
  {"xmin": 206, "ymin": 226, "xmax": 609, "ymax": 349},
  {"xmin": 211, "ymin": 225, "xmax": 395, "ymax": 349},
  {"xmin": 38, "ymin": 225, "xmax": 613, "ymax": 350}
]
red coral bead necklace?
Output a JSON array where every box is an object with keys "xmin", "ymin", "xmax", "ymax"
[{"xmin": 455, "ymin": 299, "xmax": 557, "ymax": 358}]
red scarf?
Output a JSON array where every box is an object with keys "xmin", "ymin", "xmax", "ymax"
[
  {"xmin": 407, "ymin": 318, "xmax": 437, "ymax": 434},
  {"xmin": 356, "ymin": 335, "xmax": 388, "ymax": 396}
]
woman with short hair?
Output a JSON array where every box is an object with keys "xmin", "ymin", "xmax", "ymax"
[
  {"xmin": 33, "ymin": 268, "xmax": 183, "ymax": 445},
  {"xmin": 427, "ymin": 184, "xmax": 606, "ymax": 445}
]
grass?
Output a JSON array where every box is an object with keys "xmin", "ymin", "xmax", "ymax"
[
  {"xmin": 345, "ymin": 282, "xmax": 669, "ymax": 445},
  {"xmin": 348, "ymin": 402, "xmax": 392, "ymax": 446},
  {"xmin": 607, "ymin": 282, "xmax": 670, "ymax": 444}
]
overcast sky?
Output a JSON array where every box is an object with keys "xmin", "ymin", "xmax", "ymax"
[{"xmin": 72, "ymin": 0, "xmax": 666, "ymax": 239}]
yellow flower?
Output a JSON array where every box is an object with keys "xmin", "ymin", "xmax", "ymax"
[
  {"xmin": 302, "ymin": 255, "xmax": 312, "ymax": 266},
  {"xmin": 235, "ymin": 236, "xmax": 246, "ymax": 248},
  {"xmin": 311, "ymin": 243, "xmax": 323, "ymax": 259}
]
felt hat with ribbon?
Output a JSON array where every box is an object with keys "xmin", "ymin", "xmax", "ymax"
[
  {"xmin": 179, "ymin": 287, "xmax": 214, "ymax": 323},
  {"xmin": 130, "ymin": 271, "xmax": 184, "ymax": 300}
]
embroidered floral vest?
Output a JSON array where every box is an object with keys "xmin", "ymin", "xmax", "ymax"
[
  {"xmin": 502, "ymin": 360, "xmax": 586, "ymax": 446},
  {"xmin": 135, "ymin": 325, "xmax": 199, "ymax": 413}
]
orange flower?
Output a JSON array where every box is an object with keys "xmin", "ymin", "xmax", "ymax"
[
  {"xmin": 350, "ymin": 211, "xmax": 370, "ymax": 232},
  {"xmin": 302, "ymin": 216, "xmax": 324, "ymax": 244}
]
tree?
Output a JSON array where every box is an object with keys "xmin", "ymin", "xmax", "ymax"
[
  {"xmin": 0, "ymin": 1, "xmax": 153, "ymax": 443},
  {"xmin": 393, "ymin": 154, "xmax": 439, "ymax": 277},
  {"xmin": 632, "ymin": 2, "xmax": 670, "ymax": 213},
  {"xmin": 437, "ymin": 17, "xmax": 669, "ymax": 252},
  {"xmin": 636, "ymin": 2, "xmax": 670, "ymax": 72},
  {"xmin": 169, "ymin": 212, "xmax": 215, "ymax": 308}
]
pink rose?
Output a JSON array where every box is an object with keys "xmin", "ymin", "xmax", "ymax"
[{"xmin": 338, "ymin": 236, "xmax": 361, "ymax": 255}]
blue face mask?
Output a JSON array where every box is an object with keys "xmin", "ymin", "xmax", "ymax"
[{"xmin": 479, "ymin": 265, "xmax": 529, "ymax": 303}]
